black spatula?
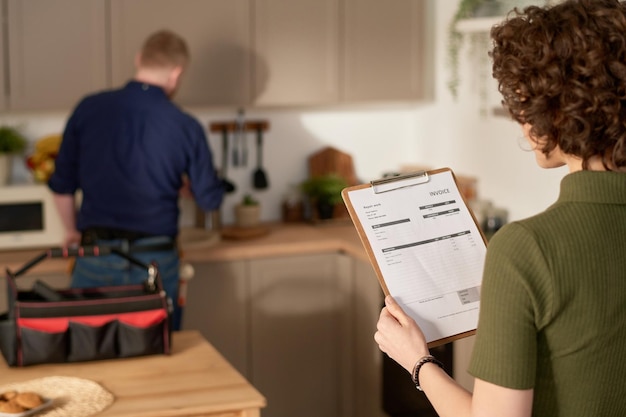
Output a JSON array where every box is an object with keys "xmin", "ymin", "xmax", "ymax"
[
  {"xmin": 220, "ymin": 127, "xmax": 236, "ymax": 193},
  {"xmin": 253, "ymin": 125, "xmax": 269, "ymax": 189}
]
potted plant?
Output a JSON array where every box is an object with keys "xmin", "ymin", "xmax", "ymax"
[
  {"xmin": 0, "ymin": 126, "xmax": 28, "ymax": 185},
  {"xmin": 448, "ymin": 1, "xmax": 543, "ymax": 100},
  {"xmin": 0, "ymin": 126, "xmax": 27, "ymax": 154},
  {"xmin": 447, "ymin": 0, "xmax": 495, "ymax": 99},
  {"xmin": 234, "ymin": 194, "xmax": 261, "ymax": 227},
  {"xmin": 300, "ymin": 174, "xmax": 349, "ymax": 220}
]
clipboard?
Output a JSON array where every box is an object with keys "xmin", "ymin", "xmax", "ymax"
[{"xmin": 341, "ymin": 167, "xmax": 487, "ymax": 347}]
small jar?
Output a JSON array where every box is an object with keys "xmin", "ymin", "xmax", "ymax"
[
  {"xmin": 482, "ymin": 206, "xmax": 508, "ymax": 239},
  {"xmin": 282, "ymin": 201, "xmax": 303, "ymax": 223},
  {"xmin": 282, "ymin": 185, "xmax": 304, "ymax": 223}
]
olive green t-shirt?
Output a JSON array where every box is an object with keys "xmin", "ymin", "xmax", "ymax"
[{"xmin": 468, "ymin": 171, "xmax": 626, "ymax": 416}]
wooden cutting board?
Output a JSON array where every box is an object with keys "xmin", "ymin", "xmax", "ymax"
[
  {"xmin": 308, "ymin": 146, "xmax": 358, "ymax": 185},
  {"xmin": 307, "ymin": 146, "xmax": 358, "ymax": 220}
]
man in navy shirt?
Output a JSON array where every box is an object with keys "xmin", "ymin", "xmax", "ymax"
[{"xmin": 48, "ymin": 30, "xmax": 225, "ymax": 329}]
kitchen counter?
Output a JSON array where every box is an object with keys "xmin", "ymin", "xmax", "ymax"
[
  {"xmin": 0, "ymin": 330, "xmax": 266, "ymax": 417},
  {"xmin": 182, "ymin": 221, "xmax": 368, "ymax": 263},
  {"xmin": 0, "ymin": 222, "xmax": 369, "ymax": 275}
]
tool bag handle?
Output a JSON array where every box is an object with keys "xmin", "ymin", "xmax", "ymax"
[{"xmin": 5, "ymin": 246, "xmax": 159, "ymax": 292}]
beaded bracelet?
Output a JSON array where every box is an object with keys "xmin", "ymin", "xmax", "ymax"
[{"xmin": 411, "ymin": 355, "xmax": 444, "ymax": 391}]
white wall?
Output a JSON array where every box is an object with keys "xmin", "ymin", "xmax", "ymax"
[
  {"xmin": 1, "ymin": 0, "xmax": 567, "ymax": 227},
  {"xmin": 410, "ymin": 0, "xmax": 568, "ymax": 224}
]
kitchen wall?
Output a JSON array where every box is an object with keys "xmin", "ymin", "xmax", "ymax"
[{"xmin": 1, "ymin": 0, "xmax": 568, "ymax": 227}]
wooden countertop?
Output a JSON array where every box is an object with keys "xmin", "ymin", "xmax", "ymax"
[
  {"xmin": 182, "ymin": 221, "xmax": 368, "ymax": 263},
  {"xmin": 0, "ymin": 222, "xmax": 369, "ymax": 274},
  {"xmin": 0, "ymin": 330, "xmax": 266, "ymax": 417}
]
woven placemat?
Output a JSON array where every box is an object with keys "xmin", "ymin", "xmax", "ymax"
[{"xmin": 0, "ymin": 376, "xmax": 114, "ymax": 416}]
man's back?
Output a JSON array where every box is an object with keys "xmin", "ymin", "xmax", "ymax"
[
  {"xmin": 50, "ymin": 81, "xmax": 222, "ymax": 237},
  {"xmin": 48, "ymin": 29, "xmax": 223, "ymax": 330}
]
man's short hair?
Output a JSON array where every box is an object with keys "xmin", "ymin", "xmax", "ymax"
[{"xmin": 139, "ymin": 29, "xmax": 189, "ymax": 69}]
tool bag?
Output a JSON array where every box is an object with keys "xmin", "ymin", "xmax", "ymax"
[{"xmin": 0, "ymin": 247, "xmax": 172, "ymax": 367}]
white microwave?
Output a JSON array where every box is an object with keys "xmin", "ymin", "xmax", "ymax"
[{"xmin": 0, "ymin": 184, "xmax": 64, "ymax": 250}]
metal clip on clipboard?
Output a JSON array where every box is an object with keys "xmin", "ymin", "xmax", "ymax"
[{"xmin": 370, "ymin": 170, "xmax": 430, "ymax": 194}]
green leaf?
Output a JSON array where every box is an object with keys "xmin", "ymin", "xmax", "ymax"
[{"xmin": 0, "ymin": 126, "xmax": 27, "ymax": 154}]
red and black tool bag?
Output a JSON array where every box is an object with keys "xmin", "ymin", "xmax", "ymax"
[{"xmin": 0, "ymin": 247, "xmax": 172, "ymax": 367}]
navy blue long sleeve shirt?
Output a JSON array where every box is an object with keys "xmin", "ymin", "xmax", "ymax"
[{"xmin": 49, "ymin": 81, "xmax": 224, "ymax": 238}]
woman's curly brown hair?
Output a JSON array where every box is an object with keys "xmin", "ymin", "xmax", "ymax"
[{"xmin": 490, "ymin": 0, "xmax": 626, "ymax": 169}]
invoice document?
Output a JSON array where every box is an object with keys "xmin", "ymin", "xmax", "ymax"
[{"xmin": 342, "ymin": 169, "xmax": 487, "ymax": 345}]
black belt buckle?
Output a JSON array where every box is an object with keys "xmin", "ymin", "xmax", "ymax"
[{"xmin": 81, "ymin": 229, "xmax": 99, "ymax": 246}]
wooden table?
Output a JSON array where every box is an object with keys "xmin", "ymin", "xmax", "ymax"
[{"xmin": 0, "ymin": 330, "xmax": 266, "ymax": 417}]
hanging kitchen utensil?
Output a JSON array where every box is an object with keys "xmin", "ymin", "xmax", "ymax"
[
  {"xmin": 220, "ymin": 127, "xmax": 236, "ymax": 193},
  {"xmin": 232, "ymin": 125, "xmax": 239, "ymax": 167},
  {"xmin": 253, "ymin": 124, "xmax": 269, "ymax": 189},
  {"xmin": 237, "ymin": 109, "xmax": 248, "ymax": 167}
]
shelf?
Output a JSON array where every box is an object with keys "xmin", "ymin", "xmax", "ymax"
[
  {"xmin": 209, "ymin": 120, "xmax": 270, "ymax": 133},
  {"xmin": 455, "ymin": 16, "xmax": 503, "ymax": 33}
]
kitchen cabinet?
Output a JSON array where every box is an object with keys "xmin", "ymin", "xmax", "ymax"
[
  {"xmin": 253, "ymin": 0, "xmax": 428, "ymax": 106},
  {"xmin": 1, "ymin": 0, "xmax": 428, "ymax": 111},
  {"xmin": 352, "ymin": 259, "xmax": 387, "ymax": 417},
  {"xmin": 249, "ymin": 253, "xmax": 353, "ymax": 417},
  {"xmin": 5, "ymin": 0, "xmax": 108, "ymax": 111},
  {"xmin": 342, "ymin": 0, "xmax": 428, "ymax": 102},
  {"xmin": 0, "ymin": 3, "xmax": 6, "ymax": 111},
  {"xmin": 252, "ymin": 0, "xmax": 339, "ymax": 106},
  {"xmin": 109, "ymin": 0, "xmax": 252, "ymax": 108},
  {"xmin": 181, "ymin": 260, "xmax": 250, "ymax": 375},
  {"xmin": 183, "ymin": 253, "xmax": 378, "ymax": 417}
]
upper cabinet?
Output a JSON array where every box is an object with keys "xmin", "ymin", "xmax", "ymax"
[
  {"xmin": 6, "ymin": 0, "xmax": 108, "ymax": 111},
  {"xmin": 253, "ymin": 0, "xmax": 428, "ymax": 106},
  {"xmin": 0, "ymin": 3, "xmax": 6, "ymax": 111},
  {"xmin": 1, "ymin": 0, "xmax": 430, "ymax": 111},
  {"xmin": 109, "ymin": 0, "xmax": 251, "ymax": 108},
  {"xmin": 253, "ymin": 0, "xmax": 339, "ymax": 106},
  {"xmin": 342, "ymin": 0, "xmax": 427, "ymax": 102}
]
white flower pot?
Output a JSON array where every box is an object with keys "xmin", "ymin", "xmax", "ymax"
[{"xmin": 235, "ymin": 205, "xmax": 261, "ymax": 227}]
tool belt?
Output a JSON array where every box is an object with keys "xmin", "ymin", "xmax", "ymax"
[{"xmin": 81, "ymin": 227, "xmax": 176, "ymax": 253}]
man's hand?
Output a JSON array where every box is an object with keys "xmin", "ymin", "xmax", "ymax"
[
  {"xmin": 63, "ymin": 228, "xmax": 81, "ymax": 249},
  {"xmin": 52, "ymin": 193, "xmax": 81, "ymax": 248},
  {"xmin": 179, "ymin": 175, "xmax": 194, "ymax": 199}
]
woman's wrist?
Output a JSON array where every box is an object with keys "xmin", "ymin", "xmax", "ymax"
[{"xmin": 411, "ymin": 354, "xmax": 445, "ymax": 391}]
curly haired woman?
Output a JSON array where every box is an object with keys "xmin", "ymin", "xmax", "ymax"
[{"xmin": 375, "ymin": 1, "xmax": 626, "ymax": 416}]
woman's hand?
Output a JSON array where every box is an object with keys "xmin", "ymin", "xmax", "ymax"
[
  {"xmin": 375, "ymin": 295, "xmax": 430, "ymax": 373},
  {"xmin": 376, "ymin": 295, "xmax": 534, "ymax": 417}
]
